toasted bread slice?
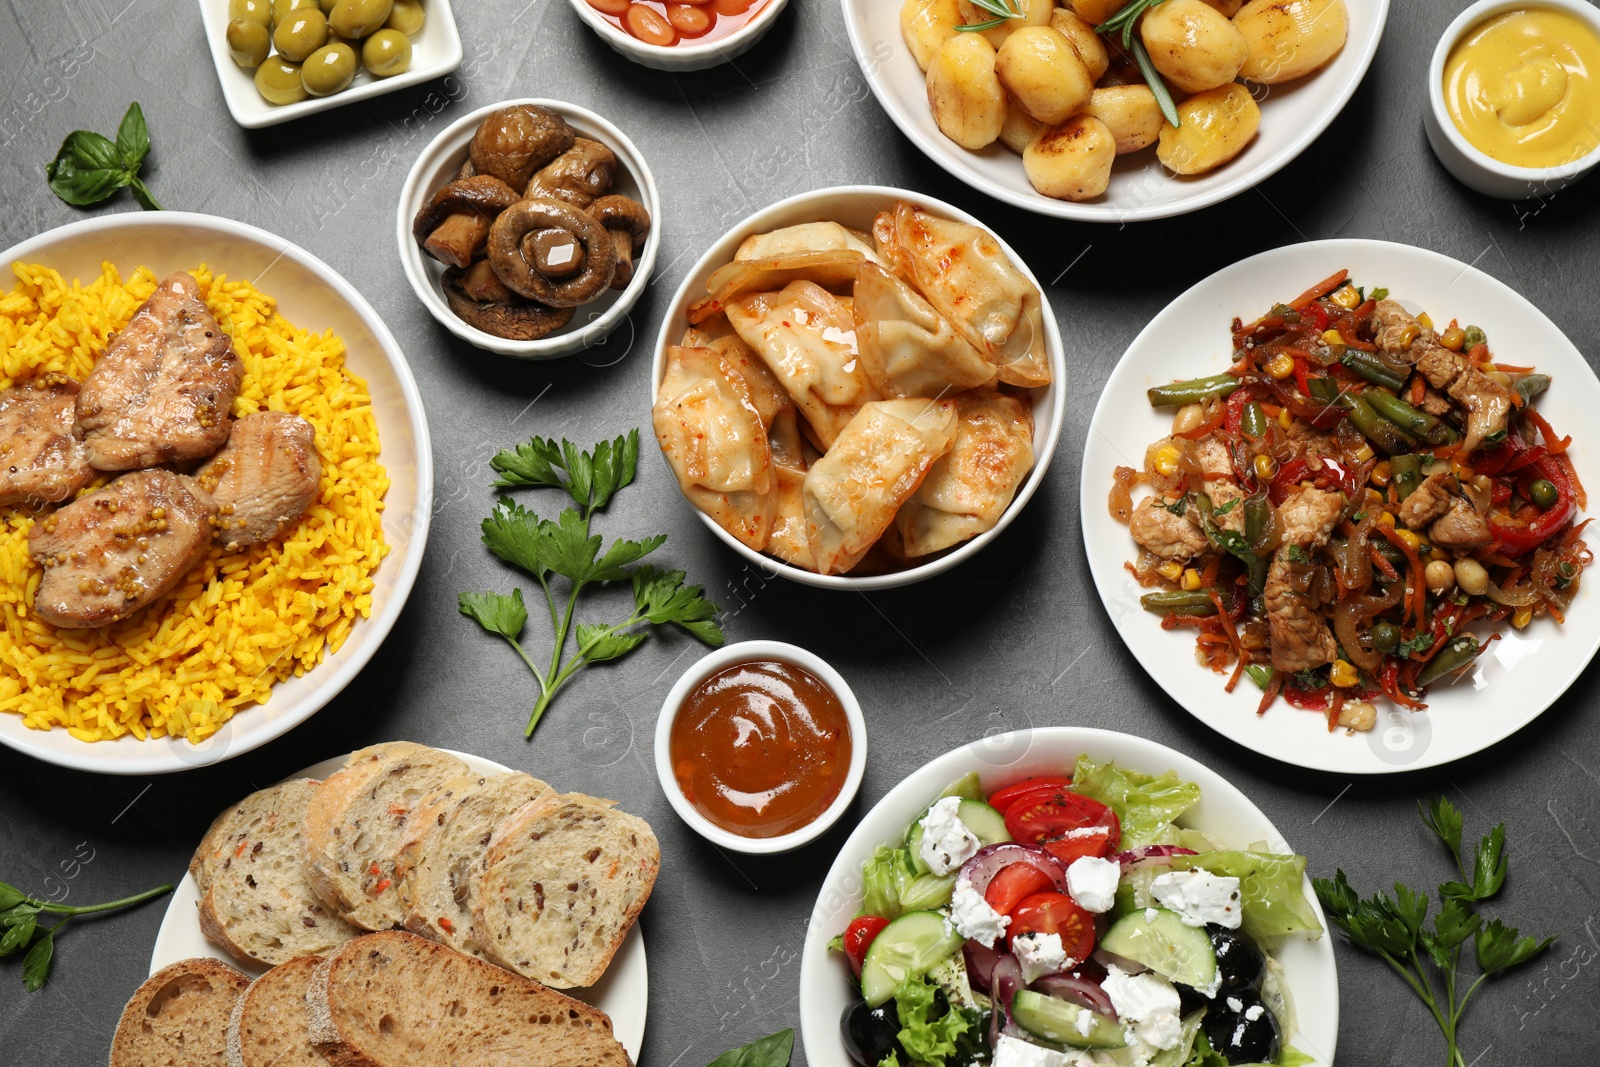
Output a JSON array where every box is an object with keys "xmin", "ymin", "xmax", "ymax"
[
  {"xmin": 305, "ymin": 931, "xmax": 629, "ymax": 1067},
  {"xmin": 225, "ymin": 954, "xmax": 327, "ymax": 1067},
  {"xmin": 394, "ymin": 771, "xmax": 552, "ymax": 954},
  {"xmin": 302, "ymin": 742, "xmax": 469, "ymax": 931},
  {"xmin": 194, "ymin": 780, "xmax": 362, "ymax": 966},
  {"xmin": 472, "ymin": 793, "xmax": 659, "ymax": 989},
  {"xmin": 110, "ymin": 958, "xmax": 251, "ymax": 1067}
]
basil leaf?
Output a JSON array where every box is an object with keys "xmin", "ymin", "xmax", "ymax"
[
  {"xmin": 116, "ymin": 102, "xmax": 151, "ymax": 168},
  {"xmin": 49, "ymin": 165, "xmax": 129, "ymax": 207},
  {"xmin": 707, "ymin": 1029, "xmax": 794, "ymax": 1067},
  {"xmin": 61, "ymin": 129, "xmax": 122, "ymax": 172},
  {"xmin": 130, "ymin": 176, "xmax": 163, "ymax": 211}
]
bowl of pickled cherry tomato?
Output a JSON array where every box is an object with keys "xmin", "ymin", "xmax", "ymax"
[{"xmin": 566, "ymin": 0, "xmax": 788, "ymax": 71}]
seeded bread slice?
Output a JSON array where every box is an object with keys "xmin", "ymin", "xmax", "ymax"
[
  {"xmin": 393, "ymin": 771, "xmax": 553, "ymax": 954},
  {"xmin": 472, "ymin": 793, "xmax": 659, "ymax": 989},
  {"xmin": 194, "ymin": 780, "xmax": 362, "ymax": 966},
  {"xmin": 302, "ymin": 742, "xmax": 469, "ymax": 931},
  {"xmin": 225, "ymin": 954, "xmax": 328, "ymax": 1067},
  {"xmin": 304, "ymin": 931, "xmax": 629, "ymax": 1067},
  {"xmin": 110, "ymin": 958, "xmax": 251, "ymax": 1067}
]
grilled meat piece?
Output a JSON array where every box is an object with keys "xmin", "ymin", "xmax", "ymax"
[
  {"xmin": 1429, "ymin": 496, "xmax": 1492, "ymax": 551},
  {"xmin": 75, "ymin": 272, "xmax": 243, "ymax": 471},
  {"xmin": 1370, "ymin": 299, "xmax": 1512, "ymax": 453},
  {"xmin": 0, "ymin": 374, "xmax": 93, "ymax": 506},
  {"xmin": 28, "ymin": 469, "xmax": 217, "ymax": 628},
  {"xmin": 1266, "ymin": 487, "xmax": 1345, "ymax": 673},
  {"xmin": 1130, "ymin": 495, "xmax": 1208, "ymax": 561},
  {"xmin": 195, "ymin": 412, "xmax": 320, "ymax": 551},
  {"xmin": 1397, "ymin": 470, "xmax": 1455, "ymax": 530}
]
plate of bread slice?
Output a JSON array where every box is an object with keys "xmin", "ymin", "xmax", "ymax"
[{"xmin": 127, "ymin": 741, "xmax": 651, "ymax": 1065}]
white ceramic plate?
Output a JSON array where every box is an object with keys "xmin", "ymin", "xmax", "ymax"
[
  {"xmin": 0, "ymin": 213, "xmax": 431, "ymax": 775},
  {"xmin": 1081, "ymin": 238, "xmax": 1600, "ymax": 774},
  {"xmin": 149, "ymin": 749, "xmax": 648, "ymax": 1061},
  {"xmin": 839, "ymin": 0, "xmax": 1389, "ymax": 222},
  {"xmin": 798, "ymin": 727, "xmax": 1338, "ymax": 1065},
  {"xmin": 650, "ymin": 184, "xmax": 1066, "ymax": 590},
  {"xmin": 198, "ymin": 0, "xmax": 463, "ymax": 130},
  {"xmin": 563, "ymin": 0, "xmax": 791, "ymax": 72}
]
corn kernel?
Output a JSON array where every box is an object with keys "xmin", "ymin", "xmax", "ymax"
[
  {"xmin": 1154, "ymin": 444, "xmax": 1182, "ymax": 477},
  {"xmin": 1429, "ymin": 548, "xmax": 1449, "ymax": 564},
  {"xmin": 1157, "ymin": 561, "xmax": 1184, "ymax": 581},
  {"xmin": 1330, "ymin": 659, "xmax": 1359, "ymax": 687},
  {"xmin": 1395, "ymin": 528, "xmax": 1421, "ymax": 550},
  {"xmin": 1365, "ymin": 487, "xmax": 1385, "ymax": 506},
  {"xmin": 1181, "ymin": 568, "xmax": 1203, "ymax": 591},
  {"xmin": 1440, "ymin": 326, "xmax": 1466, "ymax": 351},
  {"xmin": 1253, "ymin": 454, "xmax": 1278, "ymax": 481},
  {"xmin": 1330, "ymin": 285, "xmax": 1361, "ymax": 310},
  {"xmin": 1370, "ymin": 460, "xmax": 1391, "ymax": 487},
  {"xmin": 1322, "ymin": 328, "xmax": 1345, "ymax": 346},
  {"xmin": 1267, "ymin": 353, "xmax": 1296, "ymax": 379},
  {"xmin": 1278, "ymin": 408, "xmax": 1293, "ymax": 431},
  {"xmin": 1513, "ymin": 605, "xmax": 1534, "ymax": 629},
  {"xmin": 1355, "ymin": 445, "xmax": 1375, "ymax": 464},
  {"xmin": 1379, "ymin": 511, "xmax": 1396, "ymax": 528},
  {"xmin": 1417, "ymin": 312, "xmax": 1434, "ymax": 330},
  {"xmin": 1398, "ymin": 324, "xmax": 1421, "ymax": 348}
]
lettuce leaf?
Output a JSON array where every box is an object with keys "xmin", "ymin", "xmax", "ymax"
[
  {"xmin": 861, "ymin": 845, "xmax": 956, "ymax": 920},
  {"xmin": 1183, "ymin": 1030, "xmax": 1230, "ymax": 1067},
  {"xmin": 893, "ymin": 974, "xmax": 972, "ymax": 1066},
  {"xmin": 1072, "ymin": 755, "xmax": 1202, "ymax": 848},
  {"xmin": 1172, "ymin": 851, "xmax": 1324, "ymax": 940}
]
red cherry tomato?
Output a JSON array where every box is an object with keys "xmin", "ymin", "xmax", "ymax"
[
  {"xmin": 1010, "ymin": 891, "xmax": 1096, "ymax": 961},
  {"xmin": 984, "ymin": 863, "xmax": 1055, "ymax": 915},
  {"xmin": 1004, "ymin": 787, "xmax": 1120, "ymax": 862},
  {"xmin": 988, "ymin": 776, "xmax": 1075, "ymax": 816},
  {"xmin": 842, "ymin": 915, "xmax": 889, "ymax": 977},
  {"xmin": 1040, "ymin": 827, "xmax": 1116, "ymax": 868}
]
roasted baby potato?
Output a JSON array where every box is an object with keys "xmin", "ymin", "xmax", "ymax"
[
  {"xmin": 1083, "ymin": 85, "xmax": 1165, "ymax": 154},
  {"xmin": 1025, "ymin": 114, "xmax": 1116, "ymax": 200},
  {"xmin": 958, "ymin": 0, "xmax": 1052, "ymax": 47},
  {"xmin": 1048, "ymin": 8, "xmax": 1110, "ymax": 83},
  {"xmin": 1157, "ymin": 83, "xmax": 1261, "ymax": 175},
  {"xmin": 900, "ymin": 0, "xmax": 963, "ymax": 72},
  {"xmin": 996, "ymin": 26, "xmax": 1094, "ymax": 125},
  {"xmin": 927, "ymin": 34, "xmax": 1007, "ymax": 150},
  {"xmin": 1140, "ymin": 0, "xmax": 1248, "ymax": 93},
  {"xmin": 1068, "ymin": 0, "xmax": 1131, "ymax": 23},
  {"xmin": 1202, "ymin": 0, "xmax": 1244, "ymax": 15},
  {"xmin": 999, "ymin": 93, "xmax": 1047, "ymax": 153},
  {"xmin": 1235, "ymin": 0, "xmax": 1349, "ymax": 84}
]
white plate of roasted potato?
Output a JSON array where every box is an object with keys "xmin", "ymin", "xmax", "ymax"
[{"xmin": 843, "ymin": 0, "xmax": 1388, "ymax": 221}]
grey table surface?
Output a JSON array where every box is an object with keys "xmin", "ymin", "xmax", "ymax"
[{"xmin": 3, "ymin": 0, "xmax": 1600, "ymax": 1063}]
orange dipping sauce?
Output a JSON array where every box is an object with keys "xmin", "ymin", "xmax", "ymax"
[
  {"xmin": 670, "ymin": 659, "xmax": 851, "ymax": 839},
  {"xmin": 586, "ymin": 0, "xmax": 771, "ymax": 49}
]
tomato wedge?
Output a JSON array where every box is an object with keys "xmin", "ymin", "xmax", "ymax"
[
  {"xmin": 984, "ymin": 863, "xmax": 1055, "ymax": 915},
  {"xmin": 842, "ymin": 915, "xmax": 888, "ymax": 977},
  {"xmin": 1004, "ymin": 786, "xmax": 1120, "ymax": 864},
  {"xmin": 1010, "ymin": 891, "xmax": 1096, "ymax": 962},
  {"xmin": 988, "ymin": 776, "xmax": 1075, "ymax": 816}
]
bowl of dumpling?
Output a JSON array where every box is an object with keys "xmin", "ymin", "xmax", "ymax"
[{"xmin": 650, "ymin": 186, "xmax": 1065, "ymax": 590}]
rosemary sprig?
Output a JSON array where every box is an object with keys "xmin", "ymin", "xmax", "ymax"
[
  {"xmin": 956, "ymin": 0, "xmax": 1021, "ymax": 32},
  {"xmin": 1095, "ymin": 0, "xmax": 1182, "ymax": 127}
]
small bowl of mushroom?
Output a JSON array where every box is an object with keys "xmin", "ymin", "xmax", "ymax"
[{"xmin": 396, "ymin": 98, "xmax": 660, "ymax": 358}]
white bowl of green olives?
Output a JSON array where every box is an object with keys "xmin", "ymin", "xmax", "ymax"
[
  {"xmin": 396, "ymin": 98, "xmax": 662, "ymax": 359},
  {"xmin": 202, "ymin": 0, "xmax": 462, "ymax": 129}
]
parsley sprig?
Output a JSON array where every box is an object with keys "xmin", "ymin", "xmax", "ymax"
[
  {"xmin": 1, "ymin": 879, "xmax": 173, "ymax": 991},
  {"xmin": 459, "ymin": 431, "xmax": 723, "ymax": 737},
  {"xmin": 1314, "ymin": 797, "xmax": 1554, "ymax": 1067},
  {"xmin": 1095, "ymin": 0, "xmax": 1182, "ymax": 127}
]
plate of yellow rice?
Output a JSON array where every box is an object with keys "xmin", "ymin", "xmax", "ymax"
[{"xmin": 0, "ymin": 213, "xmax": 431, "ymax": 774}]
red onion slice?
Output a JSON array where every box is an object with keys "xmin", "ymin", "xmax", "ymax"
[
  {"xmin": 964, "ymin": 940, "xmax": 1000, "ymax": 994},
  {"xmin": 1113, "ymin": 845, "xmax": 1198, "ymax": 873},
  {"xmin": 958, "ymin": 842, "xmax": 1068, "ymax": 899},
  {"xmin": 1092, "ymin": 947, "xmax": 1149, "ymax": 975},
  {"xmin": 1031, "ymin": 973, "xmax": 1118, "ymax": 1019},
  {"xmin": 989, "ymin": 953, "xmax": 1024, "ymax": 1049}
]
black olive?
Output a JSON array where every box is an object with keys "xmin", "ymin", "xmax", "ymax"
[
  {"xmin": 841, "ymin": 1000, "xmax": 904, "ymax": 1067},
  {"xmin": 1176, "ymin": 982, "xmax": 1209, "ymax": 1016},
  {"xmin": 1209, "ymin": 925, "xmax": 1266, "ymax": 992},
  {"xmin": 1204, "ymin": 993, "xmax": 1281, "ymax": 1064}
]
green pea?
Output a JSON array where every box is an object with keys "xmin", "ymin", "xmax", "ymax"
[
  {"xmin": 273, "ymin": 8, "xmax": 328, "ymax": 61},
  {"xmin": 1370, "ymin": 619, "xmax": 1400, "ymax": 654},
  {"xmin": 1530, "ymin": 479, "xmax": 1558, "ymax": 509},
  {"xmin": 361, "ymin": 28, "xmax": 412, "ymax": 76},
  {"xmin": 386, "ymin": 0, "xmax": 424, "ymax": 34},
  {"xmin": 229, "ymin": 0, "xmax": 273, "ymax": 26},
  {"xmin": 225, "ymin": 17, "xmax": 271, "ymax": 67},
  {"xmin": 302, "ymin": 41, "xmax": 358, "ymax": 95},
  {"xmin": 254, "ymin": 56, "xmax": 308, "ymax": 105}
]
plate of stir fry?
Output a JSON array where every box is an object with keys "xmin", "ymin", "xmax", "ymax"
[{"xmin": 1082, "ymin": 240, "xmax": 1600, "ymax": 774}]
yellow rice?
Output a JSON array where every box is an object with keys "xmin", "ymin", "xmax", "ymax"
[{"xmin": 0, "ymin": 261, "xmax": 390, "ymax": 743}]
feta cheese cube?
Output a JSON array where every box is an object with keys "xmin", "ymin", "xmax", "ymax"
[
  {"xmin": 1065, "ymin": 855, "xmax": 1121, "ymax": 914},
  {"xmin": 1150, "ymin": 869, "xmax": 1243, "ymax": 929},
  {"xmin": 992, "ymin": 1034, "xmax": 1095, "ymax": 1067},
  {"xmin": 1013, "ymin": 931, "xmax": 1071, "ymax": 983},
  {"xmin": 946, "ymin": 876, "xmax": 1009, "ymax": 948},
  {"xmin": 919, "ymin": 796, "xmax": 980, "ymax": 876},
  {"xmin": 1102, "ymin": 964, "xmax": 1185, "ymax": 1051}
]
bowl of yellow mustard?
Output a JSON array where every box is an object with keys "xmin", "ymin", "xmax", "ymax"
[{"xmin": 1426, "ymin": 0, "xmax": 1600, "ymax": 198}]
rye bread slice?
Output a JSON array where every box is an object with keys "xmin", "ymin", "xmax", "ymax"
[
  {"xmin": 472, "ymin": 793, "xmax": 659, "ymax": 989},
  {"xmin": 393, "ymin": 771, "xmax": 552, "ymax": 954},
  {"xmin": 110, "ymin": 958, "xmax": 251, "ymax": 1067},
  {"xmin": 225, "ymin": 954, "xmax": 328, "ymax": 1067},
  {"xmin": 195, "ymin": 780, "xmax": 362, "ymax": 966},
  {"xmin": 302, "ymin": 742, "xmax": 469, "ymax": 931},
  {"xmin": 304, "ymin": 931, "xmax": 629, "ymax": 1067}
]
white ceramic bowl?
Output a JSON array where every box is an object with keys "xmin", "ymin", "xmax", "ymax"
[
  {"xmin": 564, "ymin": 0, "xmax": 790, "ymax": 72},
  {"xmin": 198, "ymin": 0, "xmax": 463, "ymax": 130},
  {"xmin": 1424, "ymin": 0, "xmax": 1600, "ymax": 199},
  {"xmin": 0, "ymin": 212, "xmax": 431, "ymax": 775},
  {"xmin": 397, "ymin": 98, "xmax": 661, "ymax": 359},
  {"xmin": 654, "ymin": 641, "xmax": 867, "ymax": 855},
  {"xmin": 650, "ymin": 184, "xmax": 1066, "ymax": 590},
  {"xmin": 799, "ymin": 727, "xmax": 1340, "ymax": 1066},
  {"xmin": 840, "ymin": 0, "xmax": 1388, "ymax": 222}
]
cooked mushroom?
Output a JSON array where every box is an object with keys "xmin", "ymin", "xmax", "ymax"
[
  {"xmin": 442, "ymin": 266, "xmax": 576, "ymax": 341},
  {"xmin": 525, "ymin": 138, "xmax": 618, "ymax": 209},
  {"xmin": 588, "ymin": 195, "xmax": 651, "ymax": 291},
  {"xmin": 470, "ymin": 105, "xmax": 576, "ymax": 189},
  {"xmin": 523, "ymin": 228, "xmax": 587, "ymax": 280},
  {"xmin": 487, "ymin": 198, "xmax": 616, "ymax": 308},
  {"xmin": 411, "ymin": 174, "xmax": 521, "ymax": 268}
]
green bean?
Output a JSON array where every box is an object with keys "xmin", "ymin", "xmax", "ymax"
[
  {"xmin": 1241, "ymin": 401, "xmax": 1267, "ymax": 438},
  {"xmin": 1308, "ymin": 377, "xmax": 1340, "ymax": 404},
  {"xmin": 1515, "ymin": 374, "xmax": 1551, "ymax": 404},
  {"xmin": 1140, "ymin": 590, "xmax": 1217, "ymax": 616},
  {"xmin": 1147, "ymin": 373, "xmax": 1241, "ymax": 408},
  {"xmin": 1417, "ymin": 634, "xmax": 1481, "ymax": 687},
  {"xmin": 1339, "ymin": 393, "xmax": 1418, "ymax": 455},
  {"xmin": 1390, "ymin": 453, "xmax": 1423, "ymax": 500},
  {"xmin": 1338, "ymin": 349, "xmax": 1409, "ymax": 392},
  {"xmin": 1364, "ymin": 388, "xmax": 1459, "ymax": 445}
]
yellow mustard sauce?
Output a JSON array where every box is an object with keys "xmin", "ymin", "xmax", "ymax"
[{"xmin": 1443, "ymin": 7, "xmax": 1600, "ymax": 169}]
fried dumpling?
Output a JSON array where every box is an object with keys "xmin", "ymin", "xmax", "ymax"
[
  {"xmin": 727, "ymin": 281, "xmax": 879, "ymax": 449},
  {"xmin": 736, "ymin": 222, "xmax": 883, "ymax": 265},
  {"xmin": 705, "ymin": 334, "xmax": 804, "ymax": 470},
  {"xmin": 803, "ymin": 399, "xmax": 958, "ymax": 575},
  {"xmin": 875, "ymin": 203, "xmax": 1051, "ymax": 388},
  {"xmin": 767, "ymin": 465, "xmax": 815, "ymax": 571},
  {"xmin": 897, "ymin": 391, "xmax": 1035, "ymax": 556},
  {"xmin": 854, "ymin": 262, "xmax": 1000, "ymax": 398},
  {"xmin": 688, "ymin": 251, "xmax": 865, "ymax": 324}
]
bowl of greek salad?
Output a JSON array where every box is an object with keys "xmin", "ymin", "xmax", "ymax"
[{"xmin": 798, "ymin": 728, "xmax": 1337, "ymax": 1067}]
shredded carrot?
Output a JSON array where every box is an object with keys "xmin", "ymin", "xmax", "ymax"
[
  {"xmin": 1409, "ymin": 375, "xmax": 1426, "ymax": 406},
  {"xmin": 1378, "ymin": 524, "xmax": 1428, "ymax": 626},
  {"xmin": 1260, "ymin": 402, "xmax": 1283, "ymax": 417},
  {"xmin": 1175, "ymin": 410, "xmax": 1227, "ymax": 440},
  {"xmin": 1466, "ymin": 342, "xmax": 1490, "ymax": 363},
  {"xmin": 235, "ymin": 841, "xmax": 249, "ymax": 858},
  {"xmin": 1256, "ymin": 671, "xmax": 1285, "ymax": 716},
  {"xmin": 1525, "ymin": 408, "xmax": 1571, "ymax": 453},
  {"xmin": 1201, "ymin": 553, "xmax": 1221, "ymax": 586},
  {"xmin": 1289, "ymin": 269, "xmax": 1349, "ymax": 309},
  {"xmin": 1326, "ymin": 690, "xmax": 1346, "ymax": 732},
  {"xmin": 1491, "ymin": 362, "xmax": 1535, "ymax": 373},
  {"xmin": 1556, "ymin": 452, "xmax": 1587, "ymax": 509},
  {"xmin": 1208, "ymin": 590, "xmax": 1247, "ymax": 693},
  {"xmin": 1368, "ymin": 545, "xmax": 1399, "ymax": 580}
]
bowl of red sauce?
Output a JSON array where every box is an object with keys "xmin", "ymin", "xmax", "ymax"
[
  {"xmin": 565, "ymin": 0, "xmax": 789, "ymax": 72},
  {"xmin": 655, "ymin": 640, "xmax": 866, "ymax": 854}
]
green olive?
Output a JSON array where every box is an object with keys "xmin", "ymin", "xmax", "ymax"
[
  {"xmin": 1370, "ymin": 619, "xmax": 1400, "ymax": 654},
  {"xmin": 361, "ymin": 28, "xmax": 412, "ymax": 77},
  {"xmin": 1531, "ymin": 478, "xmax": 1559, "ymax": 509},
  {"xmin": 302, "ymin": 41, "xmax": 358, "ymax": 95},
  {"xmin": 254, "ymin": 56, "xmax": 308, "ymax": 105},
  {"xmin": 318, "ymin": 0, "xmax": 339, "ymax": 10},
  {"xmin": 329, "ymin": 0, "xmax": 394, "ymax": 38},
  {"xmin": 273, "ymin": 8, "xmax": 328, "ymax": 61},
  {"xmin": 229, "ymin": 0, "xmax": 273, "ymax": 26},
  {"xmin": 385, "ymin": 0, "xmax": 424, "ymax": 34},
  {"xmin": 271, "ymin": 0, "xmax": 318, "ymax": 24},
  {"xmin": 225, "ymin": 18, "xmax": 271, "ymax": 67}
]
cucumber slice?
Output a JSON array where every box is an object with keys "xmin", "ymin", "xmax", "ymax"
[
  {"xmin": 1011, "ymin": 990, "xmax": 1128, "ymax": 1049},
  {"xmin": 906, "ymin": 799, "xmax": 1012, "ymax": 874},
  {"xmin": 859, "ymin": 910, "xmax": 964, "ymax": 1007},
  {"xmin": 1100, "ymin": 908, "xmax": 1218, "ymax": 991}
]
